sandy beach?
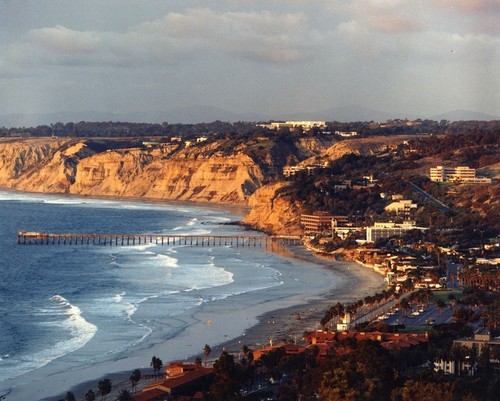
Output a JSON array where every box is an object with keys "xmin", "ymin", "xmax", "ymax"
[{"xmin": 36, "ymin": 245, "xmax": 386, "ymax": 401}]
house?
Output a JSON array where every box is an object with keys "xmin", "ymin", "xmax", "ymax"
[
  {"xmin": 304, "ymin": 330, "xmax": 428, "ymax": 361},
  {"xmin": 384, "ymin": 200, "xmax": 417, "ymax": 214},
  {"xmin": 253, "ymin": 343, "xmax": 306, "ymax": 360},
  {"xmin": 136, "ymin": 366, "xmax": 213, "ymax": 400}
]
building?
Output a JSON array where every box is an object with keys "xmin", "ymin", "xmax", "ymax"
[
  {"xmin": 138, "ymin": 365, "xmax": 213, "ymax": 400},
  {"xmin": 258, "ymin": 120, "xmax": 327, "ymax": 131},
  {"xmin": 304, "ymin": 330, "xmax": 428, "ymax": 361},
  {"xmin": 434, "ymin": 332, "xmax": 500, "ymax": 376},
  {"xmin": 429, "ymin": 166, "xmax": 492, "ymax": 184},
  {"xmin": 384, "ymin": 200, "xmax": 418, "ymax": 214},
  {"xmin": 335, "ymin": 131, "xmax": 358, "ymax": 137},
  {"xmin": 283, "ymin": 163, "xmax": 326, "ymax": 177},
  {"xmin": 366, "ymin": 221, "xmax": 426, "ymax": 243},
  {"xmin": 454, "ymin": 332, "xmax": 500, "ymax": 356},
  {"xmin": 301, "ymin": 212, "xmax": 348, "ymax": 234}
]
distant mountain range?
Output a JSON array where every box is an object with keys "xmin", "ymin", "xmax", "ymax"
[{"xmin": 1, "ymin": 105, "xmax": 498, "ymax": 128}]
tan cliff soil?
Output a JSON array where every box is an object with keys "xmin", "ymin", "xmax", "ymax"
[
  {"xmin": 0, "ymin": 138, "xmax": 269, "ymax": 205},
  {"xmin": 242, "ymin": 181, "xmax": 303, "ymax": 234},
  {"xmin": 0, "ymin": 137, "xmax": 332, "ymax": 219}
]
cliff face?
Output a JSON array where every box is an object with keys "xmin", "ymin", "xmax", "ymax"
[
  {"xmin": 242, "ymin": 181, "xmax": 303, "ymax": 234},
  {"xmin": 70, "ymin": 147, "xmax": 265, "ymax": 204},
  {"xmin": 0, "ymin": 136, "xmax": 334, "ymax": 208}
]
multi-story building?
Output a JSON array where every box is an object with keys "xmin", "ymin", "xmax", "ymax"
[
  {"xmin": 258, "ymin": 120, "xmax": 327, "ymax": 131},
  {"xmin": 366, "ymin": 221, "xmax": 426, "ymax": 243},
  {"xmin": 434, "ymin": 332, "xmax": 500, "ymax": 376},
  {"xmin": 429, "ymin": 166, "xmax": 492, "ymax": 184},
  {"xmin": 301, "ymin": 212, "xmax": 348, "ymax": 234}
]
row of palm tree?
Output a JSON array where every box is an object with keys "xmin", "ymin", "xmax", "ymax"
[{"xmin": 320, "ymin": 286, "xmax": 401, "ymax": 328}]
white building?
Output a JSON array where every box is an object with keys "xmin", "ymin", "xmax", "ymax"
[
  {"xmin": 429, "ymin": 166, "xmax": 491, "ymax": 184},
  {"xmin": 384, "ymin": 200, "xmax": 418, "ymax": 214},
  {"xmin": 258, "ymin": 121, "xmax": 327, "ymax": 131},
  {"xmin": 366, "ymin": 222, "xmax": 426, "ymax": 243}
]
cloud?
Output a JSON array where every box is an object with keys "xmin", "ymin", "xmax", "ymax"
[
  {"xmin": 0, "ymin": 7, "xmax": 314, "ymax": 76},
  {"xmin": 430, "ymin": 0, "xmax": 500, "ymax": 13}
]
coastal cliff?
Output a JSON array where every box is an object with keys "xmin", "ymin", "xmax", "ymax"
[
  {"xmin": 242, "ymin": 181, "xmax": 303, "ymax": 234},
  {"xmin": 0, "ymin": 136, "xmax": 335, "ymax": 211}
]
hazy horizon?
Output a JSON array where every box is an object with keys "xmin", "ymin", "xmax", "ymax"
[{"xmin": 0, "ymin": 1, "xmax": 498, "ymax": 125}]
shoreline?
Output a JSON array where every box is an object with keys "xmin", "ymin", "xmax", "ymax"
[
  {"xmin": 0, "ymin": 186, "xmax": 252, "ymax": 218},
  {"xmin": 55, "ymin": 246, "xmax": 386, "ymax": 401},
  {"xmin": 1, "ymin": 190, "xmax": 386, "ymax": 400}
]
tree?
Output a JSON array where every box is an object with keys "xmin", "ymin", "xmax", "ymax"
[
  {"xmin": 85, "ymin": 389, "xmax": 96, "ymax": 401},
  {"xmin": 129, "ymin": 369, "xmax": 141, "ymax": 393},
  {"xmin": 399, "ymin": 299, "xmax": 411, "ymax": 320},
  {"xmin": 117, "ymin": 389, "xmax": 134, "ymax": 401},
  {"xmin": 150, "ymin": 356, "xmax": 163, "ymax": 377},
  {"xmin": 65, "ymin": 391, "xmax": 76, "ymax": 401},
  {"xmin": 210, "ymin": 350, "xmax": 243, "ymax": 401},
  {"xmin": 97, "ymin": 378, "xmax": 112, "ymax": 401},
  {"xmin": 203, "ymin": 344, "xmax": 212, "ymax": 367},
  {"xmin": 435, "ymin": 299, "xmax": 446, "ymax": 316}
]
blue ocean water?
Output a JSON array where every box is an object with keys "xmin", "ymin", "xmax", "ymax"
[
  {"xmin": 0, "ymin": 192, "xmax": 286, "ymax": 388},
  {"xmin": 0, "ymin": 191, "xmax": 344, "ymax": 401}
]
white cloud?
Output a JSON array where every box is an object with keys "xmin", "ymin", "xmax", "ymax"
[{"xmin": 0, "ymin": 7, "xmax": 314, "ymax": 76}]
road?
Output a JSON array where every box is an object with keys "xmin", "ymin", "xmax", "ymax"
[{"xmin": 408, "ymin": 182, "xmax": 452, "ymax": 213}]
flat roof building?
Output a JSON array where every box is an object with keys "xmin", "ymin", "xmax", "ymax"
[
  {"xmin": 301, "ymin": 212, "xmax": 348, "ymax": 234},
  {"xmin": 430, "ymin": 166, "xmax": 491, "ymax": 184},
  {"xmin": 366, "ymin": 221, "xmax": 426, "ymax": 243},
  {"xmin": 258, "ymin": 120, "xmax": 327, "ymax": 131}
]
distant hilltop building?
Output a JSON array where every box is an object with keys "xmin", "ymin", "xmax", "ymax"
[
  {"xmin": 335, "ymin": 131, "xmax": 358, "ymax": 137},
  {"xmin": 429, "ymin": 166, "xmax": 492, "ymax": 184},
  {"xmin": 258, "ymin": 121, "xmax": 327, "ymax": 131}
]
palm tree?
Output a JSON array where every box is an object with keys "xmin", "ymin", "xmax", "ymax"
[
  {"xmin": 150, "ymin": 356, "xmax": 163, "ymax": 378},
  {"xmin": 117, "ymin": 389, "xmax": 134, "ymax": 401},
  {"xmin": 84, "ymin": 389, "xmax": 96, "ymax": 401},
  {"xmin": 399, "ymin": 298, "xmax": 411, "ymax": 320},
  {"xmin": 97, "ymin": 378, "xmax": 112, "ymax": 401},
  {"xmin": 203, "ymin": 344, "xmax": 212, "ymax": 367},
  {"xmin": 129, "ymin": 369, "xmax": 141, "ymax": 393}
]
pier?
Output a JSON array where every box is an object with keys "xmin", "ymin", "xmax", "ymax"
[{"xmin": 17, "ymin": 231, "xmax": 302, "ymax": 247}]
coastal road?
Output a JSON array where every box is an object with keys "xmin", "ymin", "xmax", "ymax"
[{"xmin": 408, "ymin": 181, "xmax": 452, "ymax": 213}]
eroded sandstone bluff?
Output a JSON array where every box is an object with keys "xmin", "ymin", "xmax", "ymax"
[
  {"xmin": 0, "ymin": 135, "xmax": 421, "ymax": 233},
  {"xmin": 0, "ymin": 136, "xmax": 336, "ymax": 233}
]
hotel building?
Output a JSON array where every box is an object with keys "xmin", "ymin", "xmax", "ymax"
[{"xmin": 429, "ymin": 166, "xmax": 491, "ymax": 184}]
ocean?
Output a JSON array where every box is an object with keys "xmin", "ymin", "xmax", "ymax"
[{"xmin": 0, "ymin": 191, "xmax": 343, "ymax": 400}]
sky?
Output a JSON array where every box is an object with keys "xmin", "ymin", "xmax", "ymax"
[{"xmin": 0, "ymin": 0, "xmax": 499, "ymax": 122}]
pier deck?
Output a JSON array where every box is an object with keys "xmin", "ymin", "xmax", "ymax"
[{"xmin": 17, "ymin": 231, "xmax": 302, "ymax": 247}]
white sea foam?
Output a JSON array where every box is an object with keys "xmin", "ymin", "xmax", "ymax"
[
  {"xmin": 114, "ymin": 291, "xmax": 126, "ymax": 303},
  {"xmin": 0, "ymin": 295, "xmax": 97, "ymax": 381}
]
